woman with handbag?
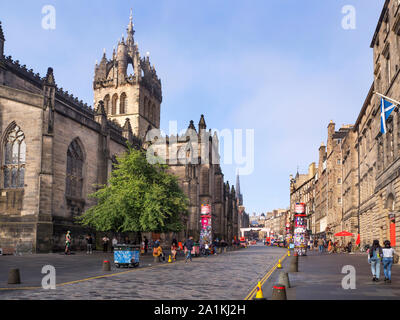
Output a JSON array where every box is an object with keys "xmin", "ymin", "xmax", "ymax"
[
  {"xmin": 382, "ymin": 240, "xmax": 396, "ymax": 284},
  {"xmin": 368, "ymin": 240, "xmax": 383, "ymax": 282}
]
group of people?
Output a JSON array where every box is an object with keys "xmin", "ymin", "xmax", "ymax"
[
  {"xmin": 308, "ymin": 238, "xmax": 353, "ymax": 254},
  {"xmin": 63, "ymin": 231, "xmax": 121, "ymax": 254},
  {"xmin": 150, "ymin": 237, "xmax": 229, "ymax": 263},
  {"xmin": 151, "ymin": 236, "xmax": 194, "ymax": 263}
]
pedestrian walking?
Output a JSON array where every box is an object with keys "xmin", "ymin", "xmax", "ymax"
[
  {"xmin": 318, "ymin": 238, "xmax": 324, "ymax": 253},
  {"xmin": 144, "ymin": 236, "xmax": 149, "ymax": 254},
  {"xmin": 153, "ymin": 243, "xmax": 163, "ymax": 262},
  {"xmin": 102, "ymin": 235, "xmax": 109, "ymax": 252},
  {"xmin": 171, "ymin": 242, "xmax": 178, "ymax": 261},
  {"xmin": 111, "ymin": 236, "xmax": 118, "ymax": 252},
  {"xmin": 184, "ymin": 236, "xmax": 194, "ymax": 263},
  {"xmin": 347, "ymin": 241, "xmax": 353, "ymax": 253},
  {"xmin": 382, "ymin": 240, "xmax": 395, "ymax": 284},
  {"xmin": 65, "ymin": 231, "xmax": 72, "ymax": 255},
  {"xmin": 328, "ymin": 240, "xmax": 332, "ymax": 254},
  {"xmin": 86, "ymin": 234, "xmax": 93, "ymax": 254},
  {"xmin": 368, "ymin": 239, "xmax": 383, "ymax": 282},
  {"xmin": 204, "ymin": 242, "xmax": 210, "ymax": 256}
]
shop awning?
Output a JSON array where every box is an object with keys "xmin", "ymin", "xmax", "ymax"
[{"xmin": 334, "ymin": 231, "xmax": 353, "ymax": 237}]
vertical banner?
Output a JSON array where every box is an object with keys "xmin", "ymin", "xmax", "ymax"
[
  {"xmin": 294, "ymin": 203, "xmax": 307, "ymax": 256},
  {"xmin": 200, "ymin": 204, "xmax": 212, "ymax": 245},
  {"xmin": 389, "ymin": 213, "xmax": 396, "ymax": 247}
]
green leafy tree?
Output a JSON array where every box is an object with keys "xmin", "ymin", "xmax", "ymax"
[{"xmin": 76, "ymin": 147, "xmax": 188, "ymax": 233}]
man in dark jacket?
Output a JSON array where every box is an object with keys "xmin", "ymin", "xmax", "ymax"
[{"xmin": 184, "ymin": 236, "xmax": 194, "ymax": 263}]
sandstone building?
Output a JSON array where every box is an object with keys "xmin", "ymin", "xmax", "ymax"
[
  {"xmin": 0, "ymin": 13, "xmax": 246, "ymax": 252},
  {"xmin": 290, "ymin": 0, "xmax": 400, "ymax": 251}
]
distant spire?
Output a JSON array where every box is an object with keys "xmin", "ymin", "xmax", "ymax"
[{"xmin": 236, "ymin": 169, "xmax": 243, "ymax": 206}]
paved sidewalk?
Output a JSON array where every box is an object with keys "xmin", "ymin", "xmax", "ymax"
[{"xmin": 280, "ymin": 251, "xmax": 400, "ymax": 300}]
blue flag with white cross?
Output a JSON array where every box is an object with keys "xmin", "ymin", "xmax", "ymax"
[{"xmin": 381, "ymin": 97, "xmax": 396, "ymax": 134}]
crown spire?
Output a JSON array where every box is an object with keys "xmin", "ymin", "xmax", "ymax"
[{"xmin": 127, "ymin": 8, "xmax": 135, "ymax": 48}]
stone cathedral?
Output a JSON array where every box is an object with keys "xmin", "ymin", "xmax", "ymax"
[{"xmin": 0, "ymin": 13, "xmax": 248, "ymax": 253}]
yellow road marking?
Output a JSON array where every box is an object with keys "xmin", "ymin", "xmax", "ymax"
[{"xmin": 244, "ymin": 252, "xmax": 288, "ymax": 300}]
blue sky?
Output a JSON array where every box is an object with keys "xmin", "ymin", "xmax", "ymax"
[{"xmin": 0, "ymin": 0, "xmax": 384, "ymax": 215}]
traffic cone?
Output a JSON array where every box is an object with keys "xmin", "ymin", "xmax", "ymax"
[
  {"xmin": 168, "ymin": 255, "xmax": 172, "ymax": 263},
  {"xmin": 277, "ymin": 259, "xmax": 282, "ymax": 269},
  {"xmin": 254, "ymin": 281, "xmax": 266, "ymax": 300},
  {"xmin": 271, "ymin": 284, "xmax": 287, "ymax": 300}
]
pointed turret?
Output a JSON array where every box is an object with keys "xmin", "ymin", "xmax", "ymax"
[
  {"xmin": 95, "ymin": 100, "xmax": 107, "ymax": 132},
  {"xmin": 188, "ymin": 120, "xmax": 196, "ymax": 131},
  {"xmin": 96, "ymin": 100, "xmax": 106, "ymax": 116},
  {"xmin": 123, "ymin": 118, "xmax": 134, "ymax": 142},
  {"xmin": 199, "ymin": 114, "xmax": 207, "ymax": 131},
  {"xmin": 44, "ymin": 67, "xmax": 56, "ymax": 87}
]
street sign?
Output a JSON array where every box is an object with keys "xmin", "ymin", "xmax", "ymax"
[
  {"xmin": 201, "ymin": 204, "xmax": 211, "ymax": 215},
  {"xmin": 295, "ymin": 203, "xmax": 305, "ymax": 214}
]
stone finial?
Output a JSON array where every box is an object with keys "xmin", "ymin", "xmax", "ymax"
[
  {"xmin": 123, "ymin": 118, "xmax": 133, "ymax": 133},
  {"xmin": 198, "ymin": 114, "xmax": 206, "ymax": 130},
  {"xmin": 44, "ymin": 67, "xmax": 56, "ymax": 86},
  {"xmin": 96, "ymin": 100, "xmax": 106, "ymax": 115},
  {"xmin": 188, "ymin": 120, "xmax": 196, "ymax": 130}
]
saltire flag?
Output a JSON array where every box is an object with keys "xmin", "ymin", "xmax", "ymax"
[{"xmin": 380, "ymin": 97, "xmax": 396, "ymax": 134}]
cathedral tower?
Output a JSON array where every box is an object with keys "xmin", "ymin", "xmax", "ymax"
[{"xmin": 93, "ymin": 10, "xmax": 162, "ymax": 140}]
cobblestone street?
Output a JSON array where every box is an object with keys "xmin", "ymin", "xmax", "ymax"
[{"xmin": 0, "ymin": 245, "xmax": 286, "ymax": 300}]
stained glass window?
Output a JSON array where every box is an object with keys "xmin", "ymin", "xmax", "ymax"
[
  {"xmin": 2, "ymin": 124, "xmax": 25, "ymax": 188},
  {"xmin": 65, "ymin": 139, "xmax": 84, "ymax": 199}
]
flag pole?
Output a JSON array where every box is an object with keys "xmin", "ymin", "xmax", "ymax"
[{"xmin": 373, "ymin": 91, "xmax": 400, "ymax": 106}]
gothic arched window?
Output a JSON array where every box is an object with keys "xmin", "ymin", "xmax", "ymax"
[
  {"xmin": 151, "ymin": 103, "xmax": 157, "ymax": 124},
  {"xmin": 120, "ymin": 93, "xmax": 127, "ymax": 114},
  {"xmin": 147, "ymin": 99, "xmax": 151, "ymax": 120},
  {"xmin": 2, "ymin": 124, "xmax": 26, "ymax": 189},
  {"xmin": 104, "ymin": 94, "xmax": 110, "ymax": 115},
  {"xmin": 112, "ymin": 94, "xmax": 118, "ymax": 115},
  {"xmin": 66, "ymin": 139, "xmax": 84, "ymax": 199},
  {"xmin": 149, "ymin": 102, "xmax": 154, "ymax": 123}
]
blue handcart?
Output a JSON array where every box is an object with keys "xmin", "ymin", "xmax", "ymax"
[{"xmin": 114, "ymin": 244, "xmax": 140, "ymax": 268}]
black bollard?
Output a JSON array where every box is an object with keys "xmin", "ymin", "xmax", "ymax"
[
  {"xmin": 102, "ymin": 260, "xmax": 111, "ymax": 271},
  {"xmin": 8, "ymin": 268, "xmax": 21, "ymax": 284},
  {"xmin": 278, "ymin": 271, "xmax": 290, "ymax": 289},
  {"xmin": 289, "ymin": 258, "xmax": 298, "ymax": 272},
  {"xmin": 271, "ymin": 284, "xmax": 287, "ymax": 300}
]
